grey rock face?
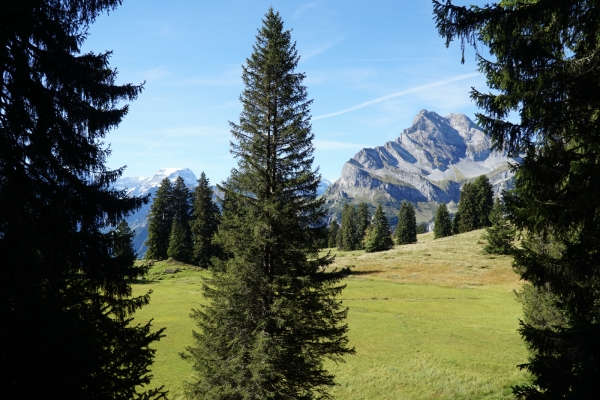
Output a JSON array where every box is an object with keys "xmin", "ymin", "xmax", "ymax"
[{"xmin": 322, "ymin": 110, "xmax": 516, "ymax": 224}]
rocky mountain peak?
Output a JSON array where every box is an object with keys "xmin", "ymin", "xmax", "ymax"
[{"xmin": 322, "ymin": 110, "xmax": 515, "ymax": 225}]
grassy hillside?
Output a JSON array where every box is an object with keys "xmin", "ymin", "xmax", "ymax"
[{"xmin": 133, "ymin": 229, "xmax": 528, "ymax": 399}]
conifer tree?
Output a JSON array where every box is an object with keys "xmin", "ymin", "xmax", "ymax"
[
  {"xmin": 190, "ymin": 172, "xmax": 221, "ymax": 268},
  {"xmin": 183, "ymin": 9, "xmax": 353, "ymax": 399},
  {"xmin": 364, "ymin": 205, "xmax": 395, "ymax": 253},
  {"xmin": 168, "ymin": 218, "xmax": 192, "ymax": 262},
  {"xmin": 481, "ymin": 197, "xmax": 514, "ymax": 255},
  {"xmin": 416, "ymin": 222, "xmax": 428, "ymax": 234},
  {"xmin": 0, "ymin": 1, "xmax": 165, "ymax": 397},
  {"xmin": 454, "ymin": 176, "xmax": 494, "ymax": 233},
  {"xmin": 473, "ymin": 175, "xmax": 494, "ymax": 227},
  {"xmin": 145, "ymin": 178, "xmax": 174, "ymax": 260},
  {"xmin": 328, "ymin": 219, "xmax": 340, "ymax": 248},
  {"xmin": 172, "ymin": 176, "xmax": 193, "ymax": 225},
  {"xmin": 340, "ymin": 204, "xmax": 360, "ymax": 251},
  {"xmin": 167, "ymin": 176, "xmax": 193, "ymax": 263},
  {"xmin": 454, "ymin": 182, "xmax": 477, "ymax": 233},
  {"xmin": 396, "ymin": 201, "xmax": 417, "ymax": 244},
  {"xmin": 433, "ymin": 203, "xmax": 452, "ymax": 239},
  {"xmin": 434, "ymin": 1, "xmax": 600, "ymax": 396},
  {"xmin": 356, "ymin": 202, "xmax": 371, "ymax": 248},
  {"xmin": 113, "ymin": 220, "xmax": 137, "ymax": 260},
  {"xmin": 336, "ymin": 221, "xmax": 343, "ymax": 249}
]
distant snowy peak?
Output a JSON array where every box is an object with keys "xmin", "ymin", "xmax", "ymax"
[{"xmin": 114, "ymin": 168, "xmax": 198, "ymax": 197}]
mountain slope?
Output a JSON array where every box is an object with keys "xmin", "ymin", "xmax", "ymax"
[{"xmin": 323, "ymin": 110, "xmax": 515, "ymax": 225}]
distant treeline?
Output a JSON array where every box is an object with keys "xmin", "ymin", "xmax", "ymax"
[{"xmin": 144, "ymin": 172, "xmax": 221, "ymax": 267}]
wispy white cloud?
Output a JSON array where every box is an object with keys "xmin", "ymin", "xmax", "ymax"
[
  {"xmin": 293, "ymin": 2, "xmax": 318, "ymax": 18},
  {"xmin": 314, "ymin": 139, "xmax": 371, "ymax": 151},
  {"xmin": 142, "ymin": 66, "xmax": 168, "ymax": 81},
  {"xmin": 300, "ymin": 37, "xmax": 346, "ymax": 62},
  {"xmin": 139, "ymin": 126, "xmax": 228, "ymax": 156},
  {"xmin": 140, "ymin": 134, "xmax": 172, "ymax": 156},
  {"xmin": 181, "ymin": 67, "xmax": 241, "ymax": 87},
  {"xmin": 313, "ymin": 72, "xmax": 480, "ymax": 120}
]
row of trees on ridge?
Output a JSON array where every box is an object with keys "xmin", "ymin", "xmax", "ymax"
[
  {"xmin": 433, "ymin": 175, "xmax": 495, "ymax": 239},
  {"xmin": 328, "ymin": 201, "xmax": 424, "ymax": 252}
]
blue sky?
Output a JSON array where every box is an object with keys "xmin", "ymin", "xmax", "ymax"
[{"xmin": 83, "ymin": 0, "xmax": 489, "ymax": 183}]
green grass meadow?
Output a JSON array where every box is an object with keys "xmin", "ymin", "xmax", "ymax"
[{"xmin": 133, "ymin": 230, "xmax": 529, "ymax": 399}]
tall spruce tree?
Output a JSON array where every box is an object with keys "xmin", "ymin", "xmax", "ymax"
[
  {"xmin": 167, "ymin": 176, "xmax": 193, "ymax": 263},
  {"xmin": 481, "ymin": 197, "xmax": 514, "ymax": 255},
  {"xmin": 396, "ymin": 201, "xmax": 417, "ymax": 244},
  {"xmin": 473, "ymin": 175, "xmax": 494, "ymax": 227},
  {"xmin": 433, "ymin": 203, "xmax": 452, "ymax": 239},
  {"xmin": 454, "ymin": 182, "xmax": 476, "ymax": 233},
  {"xmin": 328, "ymin": 219, "xmax": 340, "ymax": 249},
  {"xmin": 340, "ymin": 204, "xmax": 360, "ymax": 251},
  {"xmin": 0, "ymin": 1, "xmax": 165, "ymax": 397},
  {"xmin": 183, "ymin": 9, "xmax": 353, "ymax": 399},
  {"xmin": 356, "ymin": 202, "xmax": 371, "ymax": 248},
  {"xmin": 434, "ymin": 1, "xmax": 600, "ymax": 397},
  {"xmin": 454, "ymin": 176, "xmax": 494, "ymax": 234},
  {"xmin": 113, "ymin": 220, "xmax": 137, "ymax": 260},
  {"xmin": 145, "ymin": 178, "xmax": 174, "ymax": 260},
  {"xmin": 168, "ymin": 218, "xmax": 192, "ymax": 263},
  {"xmin": 364, "ymin": 205, "xmax": 395, "ymax": 253},
  {"xmin": 190, "ymin": 172, "xmax": 221, "ymax": 268}
]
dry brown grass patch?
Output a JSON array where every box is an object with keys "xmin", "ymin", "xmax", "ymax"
[{"xmin": 324, "ymin": 229, "xmax": 522, "ymax": 290}]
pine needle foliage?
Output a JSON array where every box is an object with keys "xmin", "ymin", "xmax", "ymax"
[
  {"xmin": 113, "ymin": 220, "xmax": 137, "ymax": 260},
  {"xmin": 145, "ymin": 178, "xmax": 174, "ymax": 260},
  {"xmin": 454, "ymin": 175, "xmax": 494, "ymax": 234},
  {"xmin": 434, "ymin": 0, "xmax": 600, "ymax": 397},
  {"xmin": 433, "ymin": 203, "xmax": 453, "ymax": 239},
  {"xmin": 340, "ymin": 204, "xmax": 360, "ymax": 251},
  {"xmin": 182, "ymin": 9, "xmax": 353, "ymax": 399},
  {"xmin": 190, "ymin": 172, "xmax": 221, "ymax": 268},
  {"xmin": 416, "ymin": 222, "xmax": 428, "ymax": 234},
  {"xmin": 328, "ymin": 219, "xmax": 340, "ymax": 248},
  {"xmin": 364, "ymin": 205, "xmax": 395, "ymax": 253},
  {"xmin": 168, "ymin": 218, "xmax": 192, "ymax": 263},
  {"xmin": 481, "ymin": 198, "xmax": 515, "ymax": 255},
  {"xmin": 356, "ymin": 202, "xmax": 371, "ymax": 248},
  {"xmin": 167, "ymin": 176, "xmax": 193, "ymax": 263},
  {"xmin": 396, "ymin": 201, "xmax": 417, "ymax": 244},
  {"xmin": 0, "ymin": 1, "xmax": 165, "ymax": 397}
]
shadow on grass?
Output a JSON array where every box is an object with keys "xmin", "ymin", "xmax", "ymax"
[
  {"xmin": 128, "ymin": 278, "xmax": 157, "ymax": 285},
  {"xmin": 349, "ymin": 270, "xmax": 384, "ymax": 276}
]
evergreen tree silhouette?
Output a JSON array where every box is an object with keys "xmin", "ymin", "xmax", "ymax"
[
  {"xmin": 0, "ymin": 1, "xmax": 165, "ymax": 397},
  {"xmin": 190, "ymin": 172, "xmax": 221, "ymax": 268}
]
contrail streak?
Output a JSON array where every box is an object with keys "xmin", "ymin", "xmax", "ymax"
[
  {"xmin": 140, "ymin": 134, "xmax": 172, "ymax": 156},
  {"xmin": 313, "ymin": 72, "xmax": 480, "ymax": 121}
]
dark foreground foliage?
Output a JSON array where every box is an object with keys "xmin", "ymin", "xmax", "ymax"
[
  {"xmin": 0, "ymin": 1, "xmax": 165, "ymax": 398},
  {"xmin": 435, "ymin": 0, "xmax": 600, "ymax": 397}
]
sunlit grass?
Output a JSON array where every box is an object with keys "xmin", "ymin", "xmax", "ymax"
[{"xmin": 133, "ymin": 229, "xmax": 528, "ymax": 399}]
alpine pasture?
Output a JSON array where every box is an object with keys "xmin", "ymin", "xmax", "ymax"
[{"xmin": 133, "ymin": 229, "xmax": 528, "ymax": 399}]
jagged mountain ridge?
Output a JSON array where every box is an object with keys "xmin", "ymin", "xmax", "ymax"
[
  {"xmin": 114, "ymin": 169, "xmax": 331, "ymax": 258},
  {"xmin": 323, "ymin": 110, "xmax": 516, "ymax": 225}
]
